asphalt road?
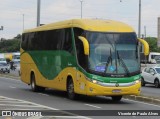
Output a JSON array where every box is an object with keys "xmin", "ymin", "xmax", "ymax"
[
  {"xmin": 0, "ymin": 76, "xmax": 160, "ymax": 119},
  {"xmin": 141, "ymin": 84, "xmax": 160, "ymax": 99},
  {"xmin": 8, "ymin": 69, "xmax": 160, "ymax": 100}
]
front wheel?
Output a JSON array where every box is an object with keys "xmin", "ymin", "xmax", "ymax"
[
  {"xmin": 111, "ymin": 96, "xmax": 122, "ymax": 102},
  {"xmin": 67, "ymin": 79, "xmax": 77, "ymax": 100},
  {"xmin": 154, "ymin": 79, "xmax": 160, "ymax": 88}
]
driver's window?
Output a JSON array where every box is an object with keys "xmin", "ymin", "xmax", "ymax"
[
  {"xmin": 144, "ymin": 68, "xmax": 149, "ymax": 73},
  {"xmin": 149, "ymin": 68, "xmax": 155, "ymax": 74}
]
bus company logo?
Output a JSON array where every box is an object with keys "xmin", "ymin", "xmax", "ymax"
[{"xmin": 115, "ymin": 83, "xmax": 119, "ymax": 87}]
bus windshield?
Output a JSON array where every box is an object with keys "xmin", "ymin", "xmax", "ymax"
[{"xmin": 86, "ymin": 32, "xmax": 140, "ymax": 77}]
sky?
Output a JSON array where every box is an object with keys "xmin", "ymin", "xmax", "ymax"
[{"xmin": 0, "ymin": 0, "xmax": 160, "ymax": 39}]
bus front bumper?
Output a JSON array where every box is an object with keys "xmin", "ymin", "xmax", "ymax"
[{"xmin": 86, "ymin": 81, "xmax": 141, "ymax": 96}]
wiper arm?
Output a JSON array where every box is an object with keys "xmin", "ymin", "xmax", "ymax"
[
  {"xmin": 104, "ymin": 48, "xmax": 112, "ymax": 73},
  {"xmin": 117, "ymin": 51, "xmax": 130, "ymax": 76}
]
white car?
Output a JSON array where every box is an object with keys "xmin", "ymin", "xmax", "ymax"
[
  {"xmin": 0, "ymin": 62, "xmax": 10, "ymax": 73},
  {"xmin": 141, "ymin": 65, "xmax": 160, "ymax": 88}
]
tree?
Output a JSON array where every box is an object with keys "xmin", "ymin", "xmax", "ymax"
[
  {"xmin": 0, "ymin": 34, "xmax": 20, "ymax": 53},
  {"xmin": 145, "ymin": 37, "xmax": 160, "ymax": 52}
]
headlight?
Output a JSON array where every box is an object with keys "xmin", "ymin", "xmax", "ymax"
[
  {"xmin": 134, "ymin": 79, "xmax": 141, "ymax": 84},
  {"xmin": 85, "ymin": 77, "xmax": 102, "ymax": 84},
  {"xmin": 92, "ymin": 80, "xmax": 97, "ymax": 84}
]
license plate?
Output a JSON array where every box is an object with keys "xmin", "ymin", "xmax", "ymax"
[{"xmin": 112, "ymin": 89, "xmax": 121, "ymax": 93}]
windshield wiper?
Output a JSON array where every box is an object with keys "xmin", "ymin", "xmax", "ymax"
[
  {"xmin": 104, "ymin": 48, "xmax": 112, "ymax": 73},
  {"xmin": 117, "ymin": 51, "xmax": 130, "ymax": 76}
]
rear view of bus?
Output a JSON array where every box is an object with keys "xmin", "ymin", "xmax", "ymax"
[{"xmin": 20, "ymin": 19, "xmax": 149, "ymax": 102}]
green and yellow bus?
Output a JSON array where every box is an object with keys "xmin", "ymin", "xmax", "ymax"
[{"xmin": 21, "ymin": 19, "xmax": 149, "ymax": 101}]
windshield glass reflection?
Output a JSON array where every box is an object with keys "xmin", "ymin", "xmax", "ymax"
[{"xmin": 86, "ymin": 32, "xmax": 140, "ymax": 76}]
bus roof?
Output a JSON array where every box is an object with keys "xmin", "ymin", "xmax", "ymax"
[{"xmin": 23, "ymin": 19, "xmax": 135, "ymax": 33}]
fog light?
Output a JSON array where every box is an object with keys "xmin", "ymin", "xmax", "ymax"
[
  {"xmin": 92, "ymin": 80, "xmax": 97, "ymax": 84},
  {"xmin": 135, "ymin": 80, "xmax": 140, "ymax": 84}
]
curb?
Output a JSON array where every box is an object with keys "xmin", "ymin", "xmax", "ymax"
[{"xmin": 124, "ymin": 95, "xmax": 160, "ymax": 105}]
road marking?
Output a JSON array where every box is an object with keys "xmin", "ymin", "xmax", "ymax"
[
  {"xmin": 84, "ymin": 104, "xmax": 101, "ymax": 109},
  {"xmin": 0, "ymin": 96, "xmax": 91, "ymax": 119},
  {"xmin": 38, "ymin": 93, "xmax": 49, "ymax": 96},
  {"xmin": 0, "ymin": 77, "xmax": 20, "ymax": 82},
  {"xmin": 27, "ymin": 116, "xmax": 43, "ymax": 119},
  {"xmin": 0, "ymin": 104, "xmax": 41, "ymax": 107},
  {"xmin": 0, "ymin": 100, "xmax": 28, "ymax": 103},
  {"xmin": 9, "ymin": 86, "xmax": 16, "ymax": 89},
  {"xmin": 124, "ymin": 98, "xmax": 160, "ymax": 108}
]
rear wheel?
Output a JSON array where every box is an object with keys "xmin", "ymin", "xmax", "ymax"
[
  {"xmin": 154, "ymin": 79, "xmax": 160, "ymax": 88},
  {"xmin": 141, "ymin": 77, "xmax": 145, "ymax": 86},
  {"xmin": 111, "ymin": 96, "xmax": 122, "ymax": 102},
  {"xmin": 67, "ymin": 79, "xmax": 77, "ymax": 100},
  {"xmin": 30, "ymin": 73, "xmax": 45, "ymax": 92}
]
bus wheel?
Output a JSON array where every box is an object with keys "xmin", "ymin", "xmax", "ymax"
[
  {"xmin": 67, "ymin": 79, "xmax": 76, "ymax": 100},
  {"xmin": 111, "ymin": 96, "xmax": 122, "ymax": 102},
  {"xmin": 141, "ymin": 77, "xmax": 145, "ymax": 86},
  {"xmin": 31, "ymin": 73, "xmax": 45, "ymax": 92}
]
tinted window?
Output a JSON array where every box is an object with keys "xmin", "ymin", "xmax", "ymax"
[
  {"xmin": 144, "ymin": 68, "xmax": 149, "ymax": 73},
  {"xmin": 61, "ymin": 29, "xmax": 73, "ymax": 53},
  {"xmin": 22, "ymin": 29, "xmax": 72, "ymax": 51},
  {"xmin": 86, "ymin": 32, "xmax": 137, "ymax": 45},
  {"xmin": 46, "ymin": 30, "xmax": 63, "ymax": 50},
  {"xmin": 149, "ymin": 68, "xmax": 155, "ymax": 74},
  {"xmin": 22, "ymin": 34, "xmax": 29, "ymax": 50}
]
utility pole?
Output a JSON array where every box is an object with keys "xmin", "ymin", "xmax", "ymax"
[
  {"xmin": 37, "ymin": 0, "xmax": 41, "ymax": 27},
  {"xmin": 138, "ymin": 0, "xmax": 141, "ymax": 38},
  {"xmin": 0, "ymin": 26, "xmax": 3, "ymax": 41},
  {"xmin": 120, "ymin": 0, "xmax": 142, "ymax": 38},
  {"xmin": 80, "ymin": 0, "xmax": 83, "ymax": 19},
  {"xmin": 144, "ymin": 26, "xmax": 146, "ymax": 39},
  {"xmin": 23, "ymin": 14, "xmax": 24, "ymax": 31}
]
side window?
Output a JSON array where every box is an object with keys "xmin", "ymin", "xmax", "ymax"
[
  {"xmin": 33, "ymin": 31, "xmax": 45, "ymax": 50},
  {"xmin": 61, "ymin": 28, "xmax": 73, "ymax": 53},
  {"xmin": 144, "ymin": 68, "xmax": 149, "ymax": 73},
  {"xmin": 149, "ymin": 68, "xmax": 155, "ymax": 74},
  {"xmin": 28, "ymin": 32, "xmax": 35, "ymax": 50},
  {"xmin": 21, "ymin": 33, "xmax": 29, "ymax": 50},
  {"xmin": 32, "ymin": 32, "xmax": 41, "ymax": 50},
  {"xmin": 46, "ymin": 29, "xmax": 63, "ymax": 50}
]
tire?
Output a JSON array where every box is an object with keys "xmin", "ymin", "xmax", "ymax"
[
  {"xmin": 111, "ymin": 96, "xmax": 122, "ymax": 102},
  {"xmin": 8, "ymin": 70, "xmax": 10, "ymax": 73},
  {"xmin": 154, "ymin": 79, "xmax": 160, "ymax": 88},
  {"xmin": 18, "ymin": 70, "xmax": 20, "ymax": 76},
  {"xmin": 30, "ymin": 73, "xmax": 45, "ymax": 92},
  {"xmin": 141, "ymin": 77, "xmax": 145, "ymax": 86},
  {"xmin": 67, "ymin": 79, "xmax": 77, "ymax": 100}
]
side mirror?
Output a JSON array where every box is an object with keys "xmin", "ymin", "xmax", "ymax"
[
  {"xmin": 138, "ymin": 38, "xmax": 149, "ymax": 56},
  {"xmin": 151, "ymin": 72, "xmax": 155, "ymax": 75},
  {"xmin": 78, "ymin": 36, "xmax": 89, "ymax": 55}
]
